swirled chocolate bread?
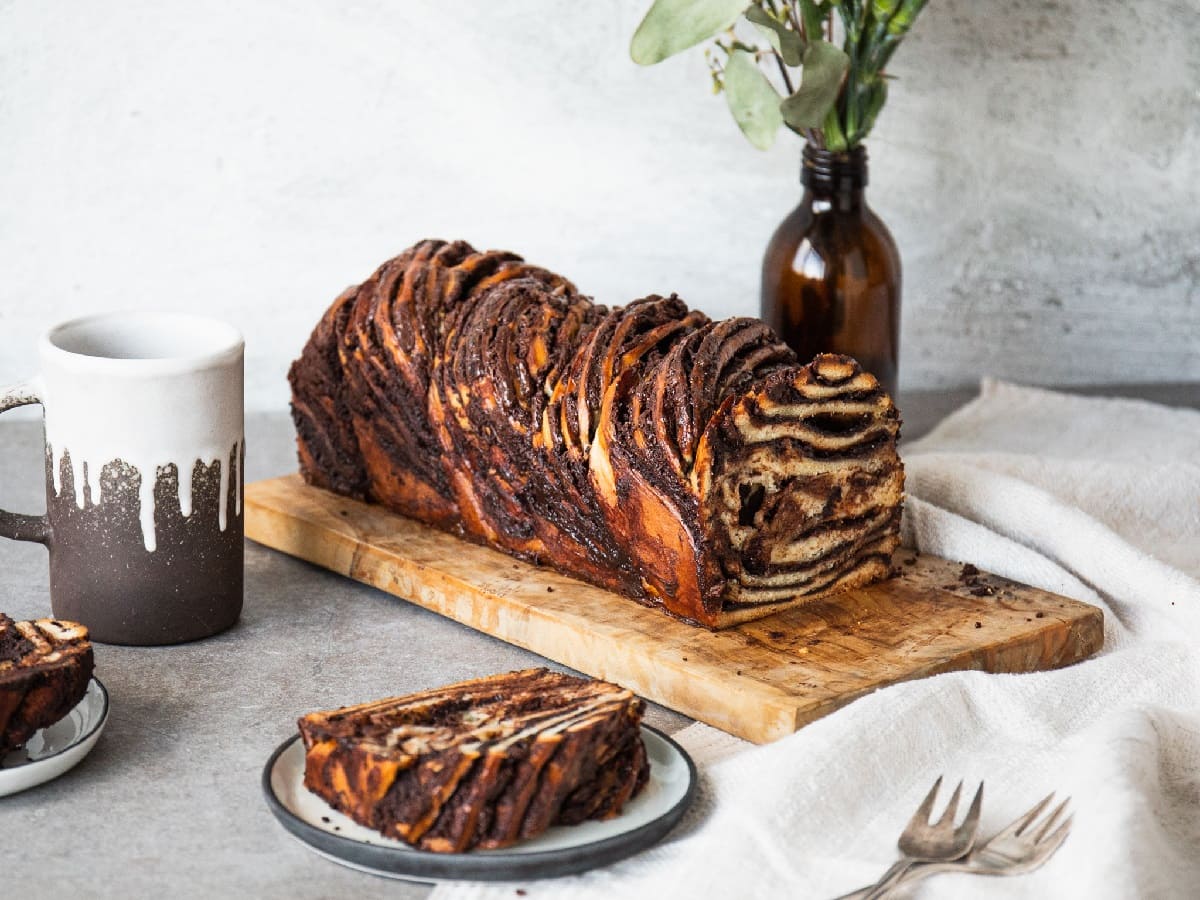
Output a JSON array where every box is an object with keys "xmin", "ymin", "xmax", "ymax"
[
  {"xmin": 0, "ymin": 614, "xmax": 93, "ymax": 755},
  {"xmin": 298, "ymin": 668, "xmax": 649, "ymax": 852},
  {"xmin": 289, "ymin": 239, "xmax": 904, "ymax": 627}
]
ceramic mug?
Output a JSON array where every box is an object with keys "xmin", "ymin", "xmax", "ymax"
[{"xmin": 0, "ymin": 312, "xmax": 245, "ymax": 645}]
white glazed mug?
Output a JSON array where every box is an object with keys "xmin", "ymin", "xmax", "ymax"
[{"xmin": 0, "ymin": 312, "xmax": 245, "ymax": 645}]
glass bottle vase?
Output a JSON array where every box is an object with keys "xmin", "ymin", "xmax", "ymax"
[{"xmin": 761, "ymin": 144, "xmax": 901, "ymax": 399}]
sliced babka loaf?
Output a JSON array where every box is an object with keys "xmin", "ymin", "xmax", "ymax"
[
  {"xmin": 297, "ymin": 668, "xmax": 649, "ymax": 852},
  {"xmin": 289, "ymin": 239, "xmax": 904, "ymax": 627},
  {"xmin": 0, "ymin": 614, "xmax": 94, "ymax": 755}
]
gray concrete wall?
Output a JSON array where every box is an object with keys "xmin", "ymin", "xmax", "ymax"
[
  {"xmin": 1, "ymin": 0, "xmax": 1196, "ymax": 410},
  {"xmin": 886, "ymin": 0, "xmax": 1200, "ymax": 389}
]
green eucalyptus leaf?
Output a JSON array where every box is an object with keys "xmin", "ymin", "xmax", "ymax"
[
  {"xmin": 822, "ymin": 104, "xmax": 849, "ymax": 151},
  {"xmin": 887, "ymin": 0, "xmax": 928, "ymax": 36},
  {"xmin": 847, "ymin": 77, "xmax": 887, "ymax": 145},
  {"xmin": 871, "ymin": 0, "xmax": 901, "ymax": 21},
  {"xmin": 631, "ymin": 0, "xmax": 750, "ymax": 65},
  {"xmin": 723, "ymin": 48, "xmax": 783, "ymax": 150},
  {"xmin": 743, "ymin": 6, "xmax": 772, "ymax": 29},
  {"xmin": 798, "ymin": 0, "xmax": 825, "ymax": 41},
  {"xmin": 864, "ymin": 0, "xmax": 927, "ymax": 72},
  {"xmin": 861, "ymin": 78, "xmax": 888, "ymax": 133},
  {"xmin": 745, "ymin": 6, "xmax": 804, "ymax": 66},
  {"xmin": 779, "ymin": 40, "xmax": 849, "ymax": 131},
  {"xmin": 866, "ymin": 0, "xmax": 898, "ymax": 58},
  {"xmin": 833, "ymin": 0, "xmax": 861, "ymax": 40}
]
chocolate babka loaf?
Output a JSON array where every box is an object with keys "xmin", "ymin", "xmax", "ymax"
[
  {"xmin": 298, "ymin": 668, "xmax": 649, "ymax": 852},
  {"xmin": 289, "ymin": 239, "xmax": 904, "ymax": 627},
  {"xmin": 0, "ymin": 614, "xmax": 93, "ymax": 755}
]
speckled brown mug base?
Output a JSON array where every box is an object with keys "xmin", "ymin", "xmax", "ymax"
[{"xmin": 47, "ymin": 450, "xmax": 243, "ymax": 646}]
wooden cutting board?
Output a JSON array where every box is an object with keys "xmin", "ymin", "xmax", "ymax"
[{"xmin": 246, "ymin": 474, "xmax": 1104, "ymax": 744}]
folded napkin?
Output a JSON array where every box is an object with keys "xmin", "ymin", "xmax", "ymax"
[{"xmin": 434, "ymin": 380, "xmax": 1200, "ymax": 899}]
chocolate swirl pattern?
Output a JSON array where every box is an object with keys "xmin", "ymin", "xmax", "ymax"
[
  {"xmin": 289, "ymin": 240, "xmax": 903, "ymax": 627},
  {"xmin": 0, "ymin": 615, "xmax": 93, "ymax": 755},
  {"xmin": 298, "ymin": 668, "xmax": 647, "ymax": 852}
]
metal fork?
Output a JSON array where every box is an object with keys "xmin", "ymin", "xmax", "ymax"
[
  {"xmin": 889, "ymin": 793, "xmax": 1072, "ymax": 890},
  {"xmin": 836, "ymin": 776, "xmax": 984, "ymax": 900},
  {"xmin": 842, "ymin": 791, "xmax": 1072, "ymax": 899}
]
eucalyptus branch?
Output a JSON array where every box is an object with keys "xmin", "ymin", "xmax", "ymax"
[
  {"xmin": 785, "ymin": 1, "xmax": 804, "ymax": 39},
  {"xmin": 768, "ymin": 48, "xmax": 817, "ymax": 145},
  {"xmin": 630, "ymin": 0, "xmax": 927, "ymax": 152},
  {"xmin": 771, "ymin": 49, "xmax": 795, "ymax": 95}
]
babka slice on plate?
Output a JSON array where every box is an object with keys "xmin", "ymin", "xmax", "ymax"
[
  {"xmin": 0, "ymin": 614, "xmax": 94, "ymax": 755},
  {"xmin": 297, "ymin": 668, "xmax": 649, "ymax": 852}
]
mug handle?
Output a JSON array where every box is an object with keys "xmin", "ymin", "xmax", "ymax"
[{"xmin": 0, "ymin": 380, "xmax": 51, "ymax": 545}]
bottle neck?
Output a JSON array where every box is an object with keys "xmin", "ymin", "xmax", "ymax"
[{"xmin": 801, "ymin": 144, "xmax": 867, "ymax": 212}]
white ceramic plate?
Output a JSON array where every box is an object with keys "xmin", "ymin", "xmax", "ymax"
[
  {"xmin": 0, "ymin": 677, "xmax": 109, "ymax": 797},
  {"xmin": 263, "ymin": 724, "xmax": 696, "ymax": 882}
]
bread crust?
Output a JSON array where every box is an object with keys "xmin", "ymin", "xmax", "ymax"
[{"xmin": 289, "ymin": 240, "xmax": 904, "ymax": 627}]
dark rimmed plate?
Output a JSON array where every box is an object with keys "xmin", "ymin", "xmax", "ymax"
[
  {"xmin": 0, "ymin": 677, "xmax": 109, "ymax": 797},
  {"xmin": 262, "ymin": 724, "xmax": 696, "ymax": 882}
]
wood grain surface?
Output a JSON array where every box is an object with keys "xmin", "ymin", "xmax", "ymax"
[{"xmin": 246, "ymin": 474, "xmax": 1105, "ymax": 744}]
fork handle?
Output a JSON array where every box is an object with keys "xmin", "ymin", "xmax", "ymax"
[
  {"xmin": 838, "ymin": 860, "xmax": 1009, "ymax": 900},
  {"xmin": 834, "ymin": 860, "xmax": 914, "ymax": 900}
]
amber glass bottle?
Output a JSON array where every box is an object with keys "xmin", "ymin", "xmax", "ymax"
[{"xmin": 761, "ymin": 144, "xmax": 901, "ymax": 399}]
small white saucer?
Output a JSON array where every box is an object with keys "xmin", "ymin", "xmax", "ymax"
[{"xmin": 0, "ymin": 677, "xmax": 109, "ymax": 797}]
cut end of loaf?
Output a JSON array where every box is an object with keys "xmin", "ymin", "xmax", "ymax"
[{"xmin": 696, "ymin": 354, "xmax": 904, "ymax": 626}]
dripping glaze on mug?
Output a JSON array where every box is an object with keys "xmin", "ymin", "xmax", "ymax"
[{"xmin": 46, "ymin": 415, "xmax": 244, "ymax": 553}]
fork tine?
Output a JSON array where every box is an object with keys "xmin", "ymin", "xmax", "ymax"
[
  {"xmin": 954, "ymin": 782, "xmax": 985, "ymax": 842},
  {"xmin": 1031, "ymin": 816, "xmax": 1073, "ymax": 862},
  {"xmin": 1034, "ymin": 801, "xmax": 1071, "ymax": 844},
  {"xmin": 999, "ymin": 815, "xmax": 1072, "ymax": 878},
  {"xmin": 996, "ymin": 792, "xmax": 1055, "ymax": 839},
  {"xmin": 1046, "ymin": 816, "xmax": 1073, "ymax": 848},
  {"xmin": 934, "ymin": 780, "xmax": 964, "ymax": 828},
  {"xmin": 906, "ymin": 776, "xmax": 944, "ymax": 830}
]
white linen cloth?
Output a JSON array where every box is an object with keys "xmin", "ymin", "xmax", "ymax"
[{"xmin": 433, "ymin": 380, "xmax": 1200, "ymax": 899}]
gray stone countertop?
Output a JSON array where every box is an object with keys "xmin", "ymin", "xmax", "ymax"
[{"xmin": 1, "ymin": 384, "xmax": 1197, "ymax": 898}]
